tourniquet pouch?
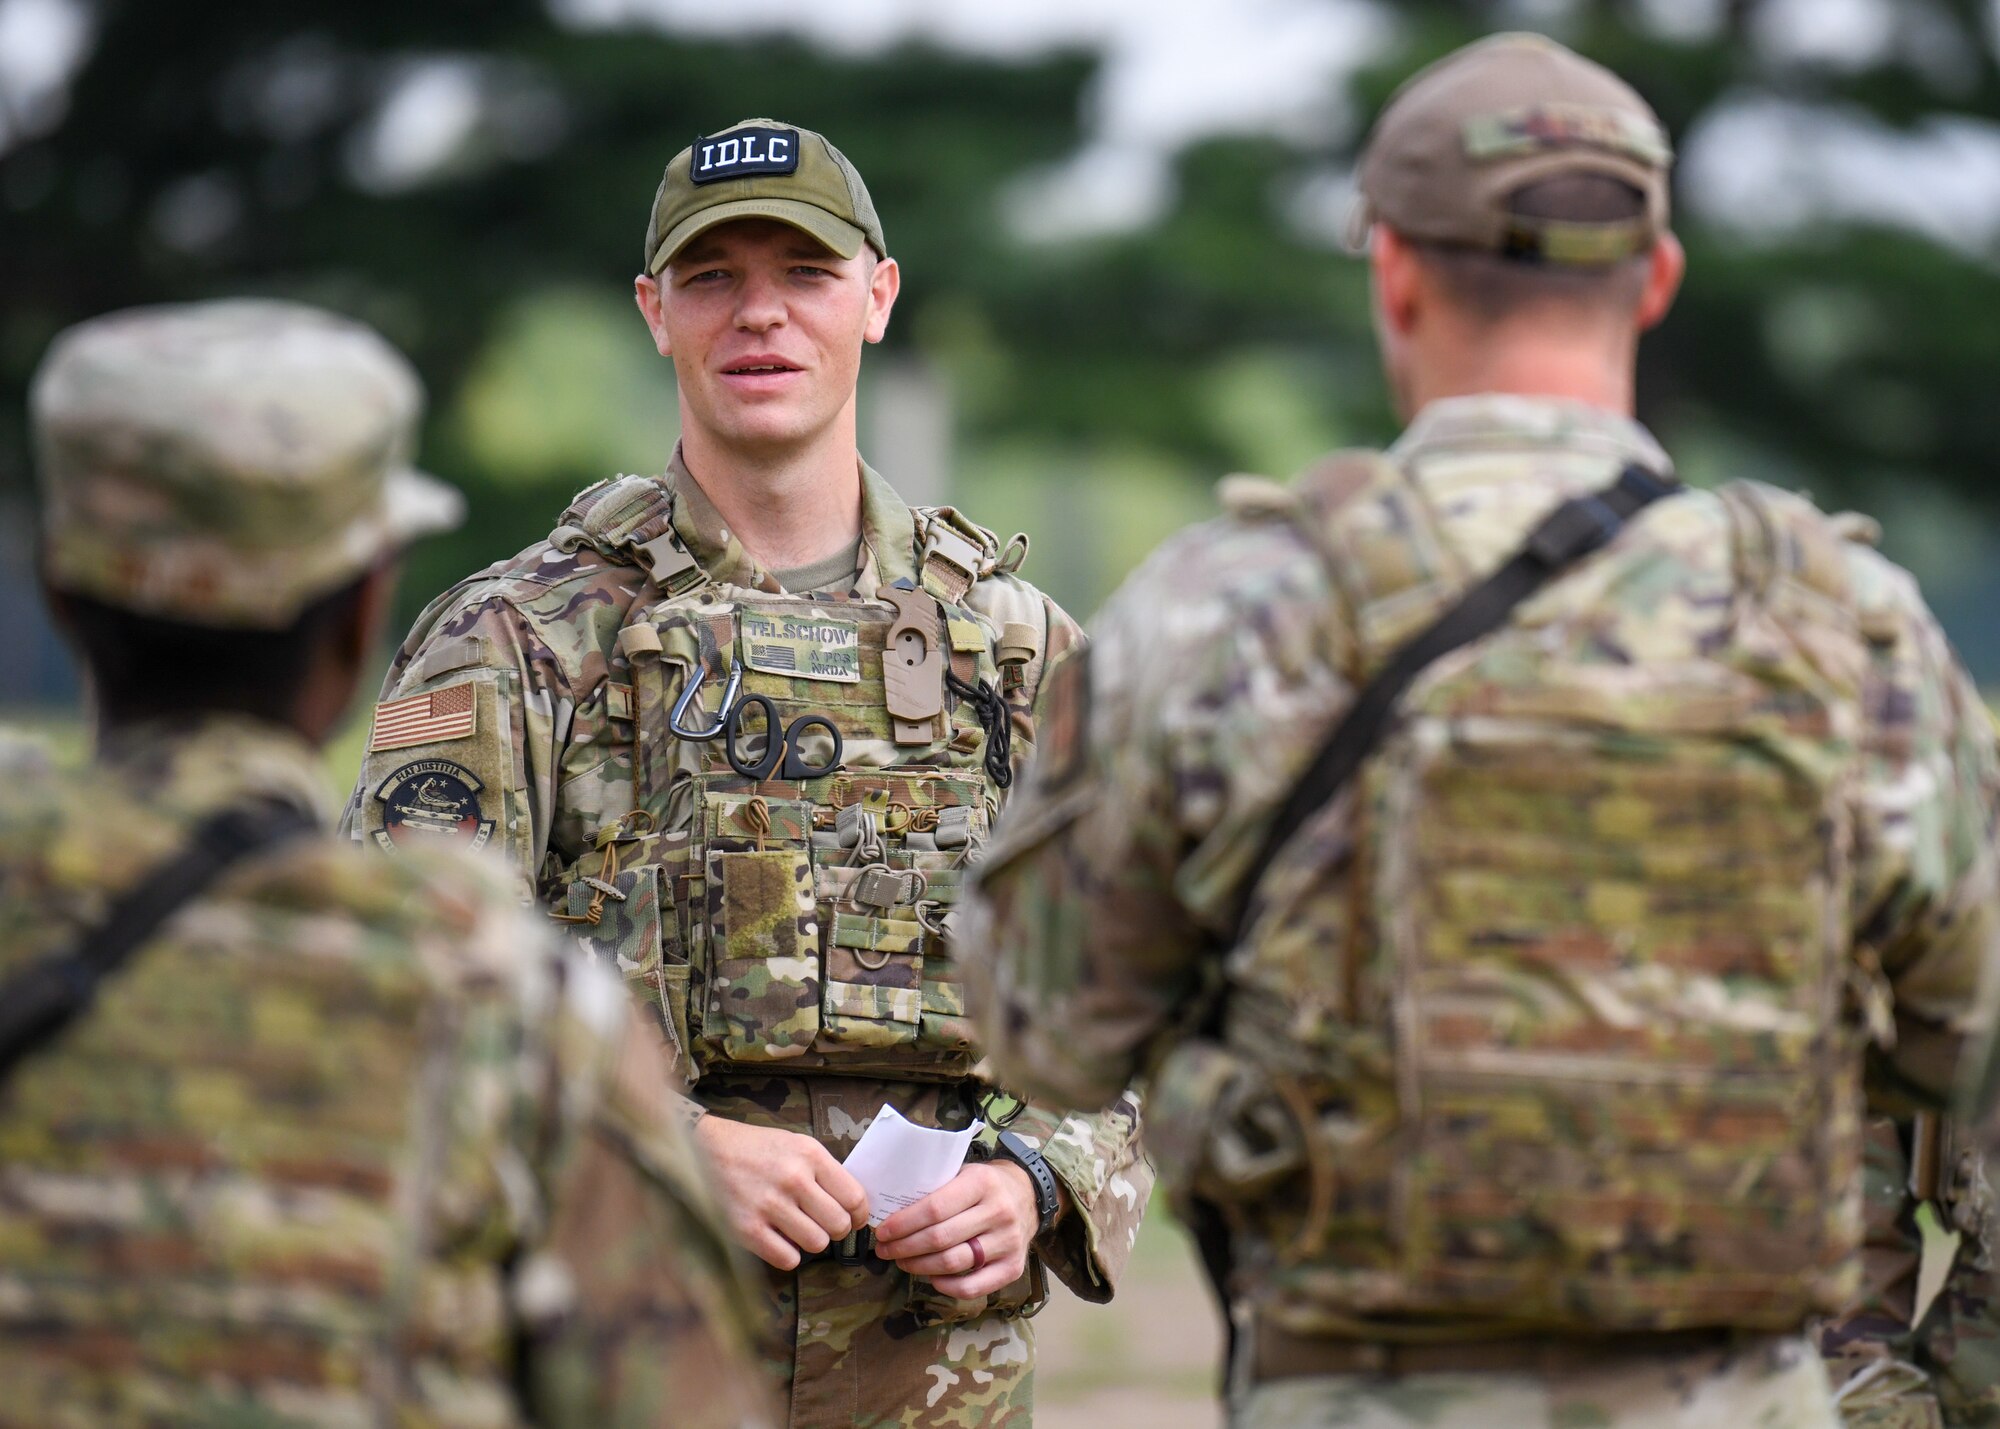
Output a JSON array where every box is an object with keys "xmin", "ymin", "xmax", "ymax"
[
  {"xmin": 600, "ymin": 585, "xmax": 998, "ymax": 1081},
  {"xmin": 550, "ymin": 818, "xmax": 699, "ymax": 1072}
]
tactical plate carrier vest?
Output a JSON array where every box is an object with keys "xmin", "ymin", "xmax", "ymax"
[
  {"xmin": 548, "ymin": 477, "xmax": 1035, "ymax": 1086},
  {"xmin": 1175, "ymin": 455, "xmax": 1876, "ymax": 1337}
]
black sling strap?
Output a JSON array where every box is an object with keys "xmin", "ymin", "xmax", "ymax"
[
  {"xmin": 1230, "ymin": 461, "xmax": 1678, "ymax": 946},
  {"xmin": 0, "ymin": 800, "xmax": 317, "ymax": 1086},
  {"xmin": 1188, "ymin": 462, "xmax": 1677, "ymax": 1387}
]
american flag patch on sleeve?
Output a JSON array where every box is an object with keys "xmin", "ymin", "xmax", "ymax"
[{"xmin": 368, "ymin": 681, "xmax": 478, "ymax": 752}]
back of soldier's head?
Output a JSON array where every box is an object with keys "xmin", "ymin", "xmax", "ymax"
[
  {"xmin": 1350, "ymin": 32, "xmax": 1675, "ymax": 323},
  {"xmin": 30, "ymin": 300, "xmax": 462, "ymax": 726}
]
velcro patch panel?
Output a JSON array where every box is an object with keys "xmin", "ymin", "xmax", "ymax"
[{"xmin": 690, "ymin": 126, "xmax": 802, "ymax": 184}]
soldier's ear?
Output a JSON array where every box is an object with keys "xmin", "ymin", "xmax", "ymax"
[
  {"xmin": 1637, "ymin": 232, "xmax": 1684, "ymax": 333},
  {"xmin": 863, "ymin": 256, "xmax": 900, "ymax": 345},
  {"xmin": 635, "ymin": 274, "xmax": 674, "ymax": 356},
  {"xmin": 1371, "ymin": 226, "xmax": 1423, "ymax": 339},
  {"xmin": 297, "ymin": 560, "xmax": 402, "ymax": 747},
  {"xmin": 346, "ymin": 561, "xmax": 401, "ymax": 670},
  {"xmin": 38, "ymin": 569, "xmax": 76, "ymax": 641}
]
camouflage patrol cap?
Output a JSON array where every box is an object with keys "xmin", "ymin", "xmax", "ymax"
[
  {"xmin": 31, "ymin": 299, "xmax": 463, "ymax": 629},
  {"xmin": 644, "ymin": 118, "xmax": 886, "ymax": 274},
  {"xmin": 1350, "ymin": 32, "xmax": 1673, "ymax": 265}
]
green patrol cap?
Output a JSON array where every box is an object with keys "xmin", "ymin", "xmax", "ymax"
[
  {"xmin": 1349, "ymin": 33, "xmax": 1673, "ymax": 265},
  {"xmin": 31, "ymin": 299, "xmax": 464, "ymax": 629},
  {"xmin": 644, "ymin": 118, "xmax": 886, "ymax": 273}
]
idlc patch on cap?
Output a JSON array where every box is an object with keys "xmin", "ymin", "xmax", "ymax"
[{"xmin": 691, "ymin": 126, "xmax": 802, "ymax": 185}]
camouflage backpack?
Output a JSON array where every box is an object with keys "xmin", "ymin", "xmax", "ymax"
[
  {"xmin": 1201, "ymin": 451, "xmax": 1874, "ymax": 1335},
  {"xmin": 543, "ymin": 475, "xmax": 1042, "ymax": 1087}
]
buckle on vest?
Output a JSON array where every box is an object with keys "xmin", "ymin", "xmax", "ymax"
[
  {"xmin": 854, "ymin": 864, "xmax": 926, "ymax": 909},
  {"xmin": 919, "ymin": 523, "xmax": 983, "ymax": 602},
  {"xmin": 633, "ymin": 530, "xmax": 705, "ymax": 595}
]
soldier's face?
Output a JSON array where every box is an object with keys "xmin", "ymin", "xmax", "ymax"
[{"xmin": 640, "ymin": 219, "xmax": 898, "ymax": 457}]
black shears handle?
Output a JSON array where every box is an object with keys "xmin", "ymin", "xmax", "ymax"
[{"xmin": 724, "ymin": 693, "xmax": 844, "ymax": 782}]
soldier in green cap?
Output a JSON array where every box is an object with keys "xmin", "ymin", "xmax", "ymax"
[
  {"xmin": 962, "ymin": 32, "xmax": 2000, "ymax": 1429},
  {"xmin": 3, "ymin": 298, "xmax": 777, "ymax": 1428},
  {"xmin": 343, "ymin": 122, "xmax": 1150, "ymax": 1425}
]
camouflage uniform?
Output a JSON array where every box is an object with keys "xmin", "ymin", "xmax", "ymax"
[
  {"xmin": 344, "ymin": 447, "xmax": 1151, "ymax": 1426},
  {"xmin": 965, "ymin": 393, "xmax": 2000, "ymax": 1429},
  {"xmin": 4, "ymin": 299, "xmax": 778, "ymax": 1428},
  {"xmin": 969, "ymin": 34, "xmax": 2000, "ymax": 1425}
]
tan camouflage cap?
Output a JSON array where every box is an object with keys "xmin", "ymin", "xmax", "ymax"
[
  {"xmin": 1350, "ymin": 32, "xmax": 1673, "ymax": 264},
  {"xmin": 31, "ymin": 299, "xmax": 463, "ymax": 629},
  {"xmin": 644, "ymin": 118, "xmax": 886, "ymax": 274}
]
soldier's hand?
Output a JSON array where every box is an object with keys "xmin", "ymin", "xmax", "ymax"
[
  {"xmin": 873, "ymin": 1160, "xmax": 1038, "ymax": 1300},
  {"xmin": 694, "ymin": 1116, "xmax": 870, "ymax": 1270}
]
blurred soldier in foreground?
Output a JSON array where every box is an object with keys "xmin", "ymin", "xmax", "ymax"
[
  {"xmin": 344, "ymin": 122, "xmax": 1149, "ymax": 1424},
  {"xmin": 965, "ymin": 33, "xmax": 2000, "ymax": 1429},
  {"xmin": 2, "ymin": 300, "xmax": 775, "ymax": 1428}
]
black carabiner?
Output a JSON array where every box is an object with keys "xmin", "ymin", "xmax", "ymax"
[{"xmin": 724, "ymin": 694, "xmax": 844, "ymax": 782}]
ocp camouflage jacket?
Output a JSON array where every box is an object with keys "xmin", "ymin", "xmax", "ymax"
[
  {"xmin": 345, "ymin": 450, "xmax": 1151, "ymax": 1312},
  {"xmin": 965, "ymin": 395, "xmax": 2000, "ymax": 1341}
]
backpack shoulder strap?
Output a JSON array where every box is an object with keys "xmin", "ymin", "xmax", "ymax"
[
  {"xmin": 0, "ymin": 800, "xmax": 317, "ymax": 1086},
  {"xmin": 554, "ymin": 474, "xmax": 707, "ymax": 597},
  {"xmin": 1720, "ymin": 479, "xmax": 1858, "ymax": 614},
  {"xmin": 1272, "ymin": 449, "xmax": 1471, "ymax": 669}
]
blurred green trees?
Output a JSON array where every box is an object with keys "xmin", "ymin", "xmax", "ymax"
[{"xmin": 4, "ymin": 0, "xmax": 1998, "ymax": 677}]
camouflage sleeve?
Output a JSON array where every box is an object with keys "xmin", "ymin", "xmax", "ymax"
[
  {"xmin": 964, "ymin": 588, "xmax": 1154, "ymax": 1299},
  {"xmin": 522, "ymin": 953, "xmax": 779, "ymax": 1428},
  {"xmin": 995, "ymin": 1090, "xmax": 1151, "ymax": 1303},
  {"xmin": 341, "ymin": 581, "xmax": 567, "ymax": 896},
  {"xmin": 965, "ymin": 518, "xmax": 1349, "ymax": 1112},
  {"xmin": 341, "ymin": 555, "xmax": 642, "ymax": 901},
  {"xmin": 1844, "ymin": 545, "xmax": 2000, "ymax": 1113}
]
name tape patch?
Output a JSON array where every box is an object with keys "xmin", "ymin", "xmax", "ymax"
[
  {"xmin": 741, "ymin": 611, "xmax": 861, "ymax": 684},
  {"xmin": 690, "ymin": 126, "xmax": 802, "ymax": 185}
]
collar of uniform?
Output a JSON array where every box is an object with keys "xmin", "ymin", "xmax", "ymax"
[
  {"xmin": 1388, "ymin": 394, "xmax": 1672, "ymax": 477},
  {"xmin": 665, "ymin": 445, "xmax": 920, "ymax": 595},
  {"xmin": 95, "ymin": 715, "xmax": 331, "ymax": 827}
]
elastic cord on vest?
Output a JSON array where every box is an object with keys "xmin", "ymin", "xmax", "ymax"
[
  {"xmin": 946, "ymin": 669, "xmax": 1013, "ymax": 789},
  {"xmin": 0, "ymin": 799, "xmax": 317, "ymax": 1086}
]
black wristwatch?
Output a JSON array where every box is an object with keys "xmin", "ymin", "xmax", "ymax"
[{"xmin": 991, "ymin": 1129, "xmax": 1062, "ymax": 1239}]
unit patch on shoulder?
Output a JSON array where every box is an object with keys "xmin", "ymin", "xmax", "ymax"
[
  {"xmin": 740, "ymin": 611, "xmax": 860, "ymax": 684},
  {"xmin": 372, "ymin": 759, "xmax": 495, "ymax": 852},
  {"xmin": 690, "ymin": 126, "xmax": 801, "ymax": 185},
  {"xmin": 368, "ymin": 681, "xmax": 477, "ymax": 752}
]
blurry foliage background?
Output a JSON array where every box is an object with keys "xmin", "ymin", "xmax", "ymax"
[{"xmin": 5, "ymin": 0, "xmax": 2000, "ymax": 708}]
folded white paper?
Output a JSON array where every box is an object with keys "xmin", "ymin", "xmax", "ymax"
[{"xmin": 842, "ymin": 1105, "xmax": 984, "ymax": 1227}]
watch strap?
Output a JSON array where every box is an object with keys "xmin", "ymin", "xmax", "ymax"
[{"xmin": 995, "ymin": 1129, "xmax": 1061, "ymax": 1237}]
